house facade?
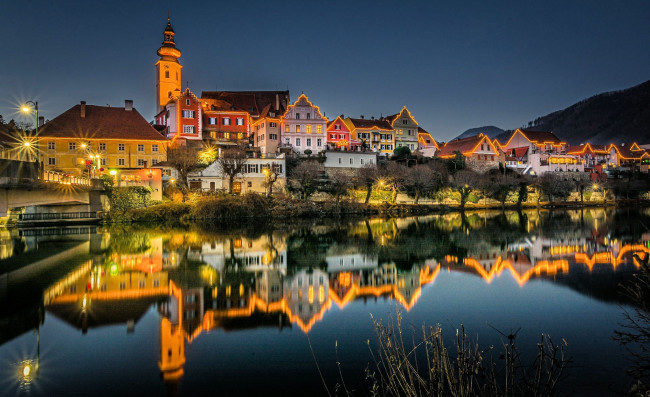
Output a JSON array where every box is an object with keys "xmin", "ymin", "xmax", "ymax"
[
  {"xmin": 499, "ymin": 129, "xmax": 583, "ymax": 175},
  {"xmin": 384, "ymin": 107, "xmax": 419, "ymax": 152},
  {"xmin": 38, "ymin": 101, "xmax": 168, "ymax": 176},
  {"xmin": 344, "ymin": 117, "xmax": 394, "ymax": 155},
  {"xmin": 606, "ymin": 143, "xmax": 650, "ymax": 172},
  {"xmin": 436, "ymin": 133, "xmax": 503, "ymax": 172},
  {"xmin": 323, "ymin": 151, "xmax": 377, "ymax": 169},
  {"xmin": 417, "ymin": 126, "xmax": 438, "ymax": 157},
  {"xmin": 281, "ymin": 94, "xmax": 328, "ymax": 155},
  {"xmin": 252, "ymin": 113, "xmax": 282, "ymax": 157},
  {"xmin": 189, "ymin": 157, "xmax": 286, "ymax": 194},
  {"xmin": 326, "ymin": 116, "xmax": 357, "ymax": 151}
]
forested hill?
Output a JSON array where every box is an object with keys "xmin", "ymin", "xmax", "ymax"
[{"xmin": 521, "ymin": 79, "xmax": 650, "ymax": 145}]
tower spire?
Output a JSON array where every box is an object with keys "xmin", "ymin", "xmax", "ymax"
[{"xmin": 155, "ymin": 15, "xmax": 182, "ymax": 113}]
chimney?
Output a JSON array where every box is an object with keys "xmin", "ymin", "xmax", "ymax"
[
  {"xmin": 371, "ymin": 116, "xmax": 375, "ymax": 120},
  {"xmin": 80, "ymin": 101, "xmax": 86, "ymax": 118},
  {"xmin": 38, "ymin": 116, "xmax": 44, "ymax": 127},
  {"xmin": 360, "ymin": 115, "xmax": 364, "ymax": 119},
  {"xmin": 125, "ymin": 100, "xmax": 133, "ymax": 111},
  {"xmin": 275, "ymin": 94, "xmax": 279, "ymax": 111}
]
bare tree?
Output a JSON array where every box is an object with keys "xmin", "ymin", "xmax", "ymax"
[
  {"xmin": 218, "ymin": 146, "xmax": 248, "ymax": 194},
  {"xmin": 379, "ymin": 162, "xmax": 408, "ymax": 204},
  {"xmin": 536, "ymin": 173, "xmax": 573, "ymax": 203},
  {"xmin": 572, "ymin": 173, "xmax": 591, "ymax": 203},
  {"xmin": 485, "ymin": 172, "xmax": 518, "ymax": 209},
  {"xmin": 166, "ymin": 145, "xmax": 199, "ymax": 191},
  {"xmin": 357, "ymin": 164, "xmax": 379, "ymax": 204},
  {"xmin": 290, "ymin": 161, "xmax": 324, "ymax": 199},
  {"xmin": 328, "ymin": 169, "xmax": 352, "ymax": 203},
  {"xmin": 404, "ymin": 165, "xmax": 444, "ymax": 204},
  {"xmin": 452, "ymin": 169, "xmax": 481, "ymax": 210},
  {"xmin": 262, "ymin": 163, "xmax": 279, "ymax": 197}
]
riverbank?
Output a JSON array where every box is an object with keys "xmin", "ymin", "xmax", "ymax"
[{"xmin": 103, "ymin": 192, "xmax": 650, "ymax": 225}]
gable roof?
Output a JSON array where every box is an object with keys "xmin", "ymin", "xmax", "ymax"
[
  {"xmin": 566, "ymin": 143, "xmax": 609, "ymax": 155},
  {"xmin": 417, "ymin": 127, "xmax": 438, "ymax": 149},
  {"xmin": 382, "ymin": 106, "xmax": 418, "ymax": 126},
  {"xmin": 326, "ymin": 116, "xmax": 350, "ymax": 132},
  {"xmin": 505, "ymin": 147, "xmax": 529, "ymax": 161},
  {"xmin": 283, "ymin": 93, "xmax": 327, "ymax": 121},
  {"xmin": 609, "ymin": 143, "xmax": 650, "ymax": 159},
  {"xmin": 516, "ymin": 128, "xmax": 563, "ymax": 145},
  {"xmin": 345, "ymin": 117, "xmax": 393, "ymax": 130},
  {"xmin": 39, "ymin": 104, "xmax": 167, "ymax": 141},
  {"xmin": 437, "ymin": 134, "xmax": 497, "ymax": 158},
  {"xmin": 201, "ymin": 90, "xmax": 290, "ymax": 117}
]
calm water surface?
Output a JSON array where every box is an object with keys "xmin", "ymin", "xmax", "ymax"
[{"xmin": 0, "ymin": 209, "xmax": 648, "ymax": 396}]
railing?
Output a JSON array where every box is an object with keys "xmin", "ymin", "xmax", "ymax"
[
  {"xmin": 19, "ymin": 226, "xmax": 97, "ymax": 236},
  {"xmin": 42, "ymin": 171, "xmax": 92, "ymax": 186},
  {"xmin": 18, "ymin": 212, "xmax": 98, "ymax": 221}
]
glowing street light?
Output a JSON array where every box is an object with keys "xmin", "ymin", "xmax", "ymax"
[{"xmin": 21, "ymin": 101, "xmax": 40, "ymax": 174}]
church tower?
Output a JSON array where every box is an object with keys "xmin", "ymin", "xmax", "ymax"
[{"xmin": 155, "ymin": 16, "xmax": 182, "ymax": 113}]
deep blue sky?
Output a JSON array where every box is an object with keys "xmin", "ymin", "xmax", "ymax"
[{"xmin": 2, "ymin": 0, "xmax": 649, "ymax": 141}]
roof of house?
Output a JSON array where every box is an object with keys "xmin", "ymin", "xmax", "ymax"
[
  {"xmin": 516, "ymin": 128, "xmax": 563, "ymax": 145},
  {"xmin": 201, "ymin": 90, "xmax": 290, "ymax": 117},
  {"xmin": 437, "ymin": 134, "xmax": 495, "ymax": 157},
  {"xmin": 505, "ymin": 147, "xmax": 529, "ymax": 160},
  {"xmin": 417, "ymin": 127, "xmax": 438, "ymax": 148},
  {"xmin": 39, "ymin": 104, "xmax": 167, "ymax": 141},
  {"xmin": 609, "ymin": 143, "xmax": 650, "ymax": 159},
  {"xmin": 345, "ymin": 117, "xmax": 393, "ymax": 130}
]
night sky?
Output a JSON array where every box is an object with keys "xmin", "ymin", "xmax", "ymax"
[{"xmin": 2, "ymin": 0, "xmax": 649, "ymax": 141}]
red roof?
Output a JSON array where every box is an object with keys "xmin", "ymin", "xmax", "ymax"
[
  {"xmin": 517, "ymin": 129, "xmax": 563, "ymax": 145},
  {"xmin": 39, "ymin": 104, "xmax": 167, "ymax": 141},
  {"xmin": 610, "ymin": 143, "xmax": 649, "ymax": 159},
  {"xmin": 347, "ymin": 118, "xmax": 393, "ymax": 130},
  {"xmin": 201, "ymin": 91, "xmax": 289, "ymax": 117},
  {"xmin": 437, "ymin": 134, "xmax": 495, "ymax": 157}
]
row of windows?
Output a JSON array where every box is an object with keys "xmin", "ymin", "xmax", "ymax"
[
  {"xmin": 255, "ymin": 122, "xmax": 278, "ymax": 130},
  {"xmin": 244, "ymin": 164, "xmax": 283, "ymax": 174},
  {"xmin": 294, "ymin": 113, "xmax": 313, "ymax": 120},
  {"xmin": 285, "ymin": 138, "xmax": 323, "ymax": 147},
  {"xmin": 284, "ymin": 125, "xmax": 323, "ymax": 134},
  {"xmin": 337, "ymin": 157, "xmax": 374, "ymax": 165},
  {"xmin": 49, "ymin": 142, "xmax": 159, "ymax": 152},
  {"xmin": 207, "ymin": 117, "xmax": 245, "ymax": 126},
  {"xmin": 47, "ymin": 157, "xmax": 160, "ymax": 167},
  {"xmin": 396, "ymin": 129, "xmax": 415, "ymax": 136},
  {"xmin": 329, "ymin": 134, "xmax": 347, "ymax": 140},
  {"xmin": 209, "ymin": 131, "xmax": 246, "ymax": 140},
  {"xmin": 256, "ymin": 133, "xmax": 278, "ymax": 142}
]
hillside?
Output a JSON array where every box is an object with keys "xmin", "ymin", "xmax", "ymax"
[
  {"xmin": 522, "ymin": 79, "xmax": 650, "ymax": 145},
  {"xmin": 454, "ymin": 126, "xmax": 505, "ymax": 140}
]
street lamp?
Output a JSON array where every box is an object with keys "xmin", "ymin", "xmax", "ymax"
[{"xmin": 21, "ymin": 101, "xmax": 40, "ymax": 175}]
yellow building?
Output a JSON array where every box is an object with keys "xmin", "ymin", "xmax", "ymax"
[
  {"xmin": 155, "ymin": 16, "xmax": 183, "ymax": 114},
  {"xmin": 38, "ymin": 101, "xmax": 169, "ymax": 176}
]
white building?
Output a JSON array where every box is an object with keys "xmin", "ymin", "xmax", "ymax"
[
  {"xmin": 500, "ymin": 129, "xmax": 584, "ymax": 175},
  {"xmin": 281, "ymin": 94, "xmax": 328, "ymax": 155},
  {"xmin": 323, "ymin": 151, "xmax": 377, "ymax": 169},
  {"xmin": 189, "ymin": 156, "xmax": 286, "ymax": 194}
]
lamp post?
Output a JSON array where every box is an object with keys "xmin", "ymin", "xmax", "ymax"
[{"xmin": 21, "ymin": 101, "xmax": 39, "ymax": 176}]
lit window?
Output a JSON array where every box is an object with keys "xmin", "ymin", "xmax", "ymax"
[
  {"xmin": 306, "ymin": 125, "xmax": 312, "ymax": 133},
  {"xmin": 209, "ymin": 117, "xmax": 216, "ymax": 124},
  {"xmin": 236, "ymin": 118, "xmax": 244, "ymax": 126},
  {"xmin": 223, "ymin": 118, "xmax": 231, "ymax": 126},
  {"xmin": 285, "ymin": 125, "xmax": 289, "ymax": 133},
  {"xmin": 317, "ymin": 125, "xmax": 322, "ymax": 133},
  {"xmin": 296, "ymin": 125, "xmax": 301, "ymax": 133}
]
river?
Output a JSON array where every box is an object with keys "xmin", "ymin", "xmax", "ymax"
[{"xmin": 0, "ymin": 208, "xmax": 647, "ymax": 396}]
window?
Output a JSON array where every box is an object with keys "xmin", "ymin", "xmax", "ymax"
[
  {"xmin": 152, "ymin": 144, "xmax": 158, "ymax": 152},
  {"xmin": 270, "ymin": 122, "xmax": 277, "ymax": 128},
  {"xmin": 151, "ymin": 159, "xmax": 159, "ymax": 165},
  {"xmin": 209, "ymin": 117, "xmax": 216, "ymax": 124},
  {"xmin": 269, "ymin": 133, "xmax": 277, "ymax": 140},
  {"xmin": 118, "ymin": 143, "xmax": 125, "ymax": 151},
  {"xmin": 360, "ymin": 159, "xmax": 364, "ymax": 165},
  {"xmin": 247, "ymin": 164, "xmax": 259, "ymax": 173},
  {"xmin": 295, "ymin": 113, "xmax": 300, "ymax": 120},
  {"xmin": 48, "ymin": 157, "xmax": 55, "ymax": 165},
  {"xmin": 99, "ymin": 143, "xmax": 106, "ymax": 151},
  {"xmin": 165, "ymin": 71, "xmax": 169, "ymax": 78},
  {"xmin": 306, "ymin": 138, "xmax": 311, "ymax": 147},
  {"xmin": 186, "ymin": 99, "xmax": 190, "ymax": 106},
  {"xmin": 285, "ymin": 125, "xmax": 289, "ymax": 133},
  {"xmin": 101, "ymin": 158, "xmax": 107, "ymax": 166},
  {"xmin": 317, "ymin": 125, "xmax": 322, "ymax": 134},
  {"xmin": 285, "ymin": 138, "xmax": 290, "ymax": 144},
  {"xmin": 335, "ymin": 124, "xmax": 341, "ymax": 130},
  {"xmin": 339, "ymin": 134, "xmax": 345, "ymax": 139},
  {"xmin": 138, "ymin": 159, "xmax": 146, "ymax": 167},
  {"xmin": 183, "ymin": 125, "xmax": 195, "ymax": 134},
  {"xmin": 295, "ymin": 125, "xmax": 301, "ymax": 133},
  {"xmin": 137, "ymin": 144, "xmax": 144, "ymax": 152},
  {"xmin": 402, "ymin": 119, "xmax": 408, "ymax": 124},
  {"xmin": 236, "ymin": 118, "xmax": 244, "ymax": 126},
  {"xmin": 317, "ymin": 138, "xmax": 322, "ymax": 146},
  {"xmin": 350, "ymin": 158, "xmax": 354, "ymax": 164},
  {"xmin": 68, "ymin": 142, "xmax": 76, "ymax": 151},
  {"xmin": 247, "ymin": 181, "xmax": 252, "ymax": 188},
  {"xmin": 306, "ymin": 125, "xmax": 312, "ymax": 133},
  {"xmin": 223, "ymin": 118, "xmax": 231, "ymax": 126},
  {"xmin": 118, "ymin": 158, "xmax": 125, "ymax": 166},
  {"xmin": 306, "ymin": 113, "xmax": 311, "ymax": 120},
  {"xmin": 387, "ymin": 134, "xmax": 392, "ymax": 140},
  {"xmin": 182, "ymin": 110, "xmax": 195, "ymax": 118},
  {"xmin": 339, "ymin": 158, "xmax": 342, "ymax": 164},
  {"xmin": 47, "ymin": 142, "xmax": 55, "ymax": 150},
  {"xmin": 296, "ymin": 138, "xmax": 301, "ymax": 146}
]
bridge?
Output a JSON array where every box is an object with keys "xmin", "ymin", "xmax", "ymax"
[{"xmin": 0, "ymin": 160, "xmax": 105, "ymax": 218}]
